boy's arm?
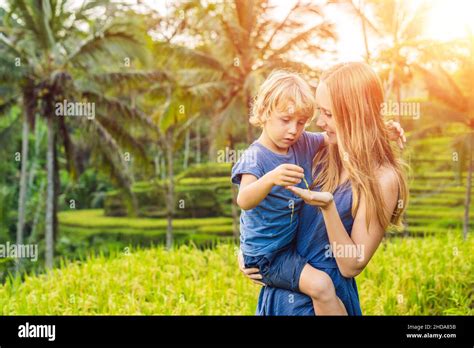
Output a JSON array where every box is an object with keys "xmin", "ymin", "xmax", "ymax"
[
  {"xmin": 236, "ymin": 164, "xmax": 305, "ymax": 210},
  {"xmin": 236, "ymin": 174, "xmax": 274, "ymax": 211}
]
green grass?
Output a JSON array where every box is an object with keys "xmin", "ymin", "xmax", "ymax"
[
  {"xmin": 0, "ymin": 244, "xmax": 258, "ymax": 315},
  {"xmin": 56, "ymin": 210, "xmax": 236, "ymax": 260},
  {"xmin": 358, "ymin": 232, "xmax": 474, "ymax": 315},
  {"xmin": 59, "ymin": 209, "xmax": 233, "ymax": 231},
  {"xmin": 1, "ymin": 233, "xmax": 472, "ymax": 315},
  {"xmin": 409, "ymin": 184, "xmax": 471, "ymax": 194}
]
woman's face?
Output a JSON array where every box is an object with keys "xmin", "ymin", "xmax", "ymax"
[{"xmin": 315, "ymin": 82, "xmax": 337, "ymax": 144}]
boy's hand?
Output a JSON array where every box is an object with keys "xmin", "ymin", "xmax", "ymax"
[
  {"xmin": 386, "ymin": 120, "xmax": 406, "ymax": 149},
  {"xmin": 269, "ymin": 164, "xmax": 305, "ymax": 187}
]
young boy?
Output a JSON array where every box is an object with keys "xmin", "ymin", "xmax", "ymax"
[{"xmin": 231, "ymin": 70, "xmax": 348, "ymax": 315}]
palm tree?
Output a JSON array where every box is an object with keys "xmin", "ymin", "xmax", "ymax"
[
  {"xmin": 143, "ymin": 48, "xmax": 224, "ymax": 249},
  {"xmin": 340, "ymin": 0, "xmax": 432, "ymax": 117},
  {"xmin": 157, "ymin": 0, "xmax": 336, "ymax": 238},
  {"xmin": 0, "ymin": 0, "xmax": 156, "ymax": 268},
  {"xmin": 0, "ymin": 6, "xmax": 36, "ymax": 271},
  {"xmin": 159, "ymin": 0, "xmax": 336, "ymax": 150},
  {"xmin": 0, "ymin": 101, "xmax": 20, "ymax": 244}
]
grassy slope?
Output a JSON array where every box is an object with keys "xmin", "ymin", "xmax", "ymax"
[{"xmin": 1, "ymin": 233, "xmax": 472, "ymax": 315}]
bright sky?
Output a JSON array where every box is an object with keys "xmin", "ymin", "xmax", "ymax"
[
  {"xmin": 424, "ymin": 0, "xmax": 474, "ymax": 40},
  {"xmin": 156, "ymin": 0, "xmax": 474, "ymax": 69},
  {"xmin": 267, "ymin": 0, "xmax": 474, "ymax": 69}
]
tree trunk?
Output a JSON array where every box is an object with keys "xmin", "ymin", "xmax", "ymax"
[
  {"xmin": 53, "ymin": 133, "xmax": 60, "ymax": 242},
  {"xmin": 359, "ymin": 0, "xmax": 371, "ymax": 63},
  {"xmin": 231, "ymin": 184, "xmax": 240, "ymax": 240},
  {"xmin": 28, "ymin": 122, "xmax": 45, "ymax": 191},
  {"xmin": 16, "ymin": 111, "xmax": 29, "ymax": 273},
  {"xmin": 228, "ymin": 135, "xmax": 240, "ymax": 240},
  {"xmin": 463, "ymin": 133, "xmax": 473, "ymax": 240},
  {"xmin": 207, "ymin": 141, "xmax": 215, "ymax": 162},
  {"xmin": 45, "ymin": 115, "xmax": 55, "ymax": 269},
  {"xmin": 29, "ymin": 179, "xmax": 46, "ymax": 244},
  {"xmin": 183, "ymin": 128, "xmax": 190, "ymax": 169},
  {"xmin": 165, "ymin": 132, "xmax": 174, "ymax": 250},
  {"xmin": 154, "ymin": 152, "xmax": 160, "ymax": 177},
  {"xmin": 396, "ymin": 84, "xmax": 401, "ymax": 123},
  {"xmin": 196, "ymin": 123, "xmax": 201, "ymax": 163},
  {"xmin": 246, "ymin": 93, "xmax": 254, "ymax": 144},
  {"xmin": 26, "ymin": 122, "xmax": 46, "ymax": 244},
  {"xmin": 160, "ymin": 153, "xmax": 166, "ymax": 181},
  {"xmin": 385, "ymin": 64, "xmax": 395, "ymax": 102}
]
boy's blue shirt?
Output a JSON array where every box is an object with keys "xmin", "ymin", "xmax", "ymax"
[{"xmin": 231, "ymin": 131, "xmax": 325, "ymax": 257}]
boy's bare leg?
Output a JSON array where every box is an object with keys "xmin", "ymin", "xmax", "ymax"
[{"xmin": 299, "ymin": 264, "xmax": 348, "ymax": 315}]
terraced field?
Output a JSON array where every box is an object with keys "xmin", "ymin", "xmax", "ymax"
[
  {"xmin": 400, "ymin": 132, "xmax": 472, "ymax": 236},
  {"xmin": 58, "ymin": 132, "xmax": 472, "ymax": 254}
]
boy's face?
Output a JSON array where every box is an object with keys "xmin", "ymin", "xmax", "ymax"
[{"xmin": 263, "ymin": 105, "xmax": 309, "ymax": 150}]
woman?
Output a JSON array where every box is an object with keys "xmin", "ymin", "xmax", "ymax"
[{"xmin": 239, "ymin": 62, "xmax": 409, "ymax": 315}]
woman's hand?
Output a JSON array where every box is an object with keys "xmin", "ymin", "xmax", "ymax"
[
  {"xmin": 385, "ymin": 120, "xmax": 406, "ymax": 149},
  {"xmin": 286, "ymin": 186, "xmax": 334, "ymax": 210},
  {"xmin": 238, "ymin": 249, "xmax": 265, "ymax": 286}
]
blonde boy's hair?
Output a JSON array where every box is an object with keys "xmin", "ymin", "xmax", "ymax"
[{"xmin": 250, "ymin": 70, "xmax": 315, "ymax": 128}]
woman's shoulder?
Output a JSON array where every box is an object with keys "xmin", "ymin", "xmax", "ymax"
[{"xmin": 376, "ymin": 165, "xmax": 399, "ymax": 194}]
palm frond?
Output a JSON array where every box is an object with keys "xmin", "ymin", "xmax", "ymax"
[
  {"xmin": 0, "ymin": 94, "xmax": 18, "ymax": 114},
  {"xmin": 259, "ymin": 0, "xmax": 302, "ymax": 54},
  {"xmin": 87, "ymin": 117, "xmax": 134, "ymax": 193},
  {"xmin": 154, "ymin": 41, "xmax": 228, "ymax": 74},
  {"xmin": 0, "ymin": 33, "xmax": 26, "ymax": 61},
  {"xmin": 8, "ymin": 0, "xmax": 38, "ymax": 34},
  {"xmin": 66, "ymin": 23, "xmax": 145, "ymax": 69},
  {"xmin": 266, "ymin": 22, "xmax": 335, "ymax": 60},
  {"xmin": 186, "ymin": 80, "xmax": 228, "ymax": 104},
  {"xmin": 79, "ymin": 89, "xmax": 161, "ymax": 135},
  {"xmin": 94, "ymin": 114, "xmax": 153, "ymax": 176},
  {"xmin": 86, "ymin": 70, "xmax": 172, "ymax": 93},
  {"xmin": 415, "ymin": 64, "xmax": 468, "ymax": 114}
]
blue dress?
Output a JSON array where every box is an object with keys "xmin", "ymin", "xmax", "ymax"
[{"xmin": 256, "ymin": 180, "xmax": 363, "ymax": 316}]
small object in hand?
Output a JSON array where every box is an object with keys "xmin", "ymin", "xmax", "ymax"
[
  {"xmin": 302, "ymin": 177, "xmax": 310, "ymax": 190},
  {"xmin": 290, "ymin": 203, "xmax": 295, "ymax": 224},
  {"xmin": 291, "ymin": 174, "xmax": 310, "ymax": 224}
]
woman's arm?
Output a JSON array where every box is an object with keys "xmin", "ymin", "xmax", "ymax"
[
  {"xmin": 319, "ymin": 169, "xmax": 398, "ymax": 277},
  {"xmin": 286, "ymin": 168, "xmax": 399, "ymax": 278}
]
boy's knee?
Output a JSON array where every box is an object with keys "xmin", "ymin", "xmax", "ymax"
[{"xmin": 308, "ymin": 271, "xmax": 336, "ymax": 302}]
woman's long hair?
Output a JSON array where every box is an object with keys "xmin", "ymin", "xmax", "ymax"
[{"xmin": 312, "ymin": 62, "xmax": 409, "ymax": 230}]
